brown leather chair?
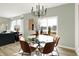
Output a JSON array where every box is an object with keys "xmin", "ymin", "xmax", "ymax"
[
  {"xmin": 19, "ymin": 40, "xmax": 36, "ymax": 56},
  {"xmin": 38, "ymin": 42, "xmax": 55, "ymax": 56},
  {"xmin": 54, "ymin": 36, "xmax": 60, "ymax": 56},
  {"xmin": 55, "ymin": 36, "xmax": 60, "ymax": 47}
]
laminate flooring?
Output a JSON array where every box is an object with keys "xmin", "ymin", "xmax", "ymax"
[{"xmin": 0, "ymin": 42, "xmax": 77, "ymax": 56}]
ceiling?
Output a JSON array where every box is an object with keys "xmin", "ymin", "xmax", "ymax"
[{"xmin": 0, "ymin": 3, "xmax": 65, "ymax": 18}]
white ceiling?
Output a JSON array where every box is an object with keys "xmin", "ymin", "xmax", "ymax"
[{"xmin": 0, "ymin": 3, "xmax": 65, "ymax": 18}]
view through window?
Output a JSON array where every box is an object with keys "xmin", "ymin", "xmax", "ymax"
[
  {"xmin": 38, "ymin": 16, "xmax": 58, "ymax": 34},
  {"xmin": 10, "ymin": 19, "xmax": 24, "ymax": 33}
]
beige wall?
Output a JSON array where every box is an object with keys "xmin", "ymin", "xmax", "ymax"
[{"xmin": 46, "ymin": 4, "xmax": 75, "ymax": 48}]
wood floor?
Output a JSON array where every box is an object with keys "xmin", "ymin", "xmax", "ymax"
[{"xmin": 0, "ymin": 42, "xmax": 77, "ymax": 56}]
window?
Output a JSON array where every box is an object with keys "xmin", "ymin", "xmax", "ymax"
[
  {"xmin": 38, "ymin": 16, "xmax": 58, "ymax": 33},
  {"xmin": 10, "ymin": 19, "xmax": 24, "ymax": 33}
]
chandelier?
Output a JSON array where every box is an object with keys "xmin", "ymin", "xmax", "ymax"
[{"xmin": 31, "ymin": 4, "xmax": 47, "ymax": 17}]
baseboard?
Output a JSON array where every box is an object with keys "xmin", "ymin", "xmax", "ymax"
[
  {"xmin": 75, "ymin": 48, "xmax": 79, "ymax": 56},
  {"xmin": 58, "ymin": 45, "xmax": 79, "ymax": 56},
  {"xmin": 58, "ymin": 45, "xmax": 75, "ymax": 51}
]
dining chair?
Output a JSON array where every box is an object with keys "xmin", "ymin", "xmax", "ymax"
[
  {"xmin": 38, "ymin": 42, "xmax": 55, "ymax": 56},
  {"xmin": 54, "ymin": 36, "xmax": 60, "ymax": 56},
  {"xmin": 55, "ymin": 36, "xmax": 60, "ymax": 47},
  {"xmin": 19, "ymin": 40, "xmax": 36, "ymax": 56}
]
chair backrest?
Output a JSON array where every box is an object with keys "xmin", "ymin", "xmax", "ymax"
[
  {"xmin": 43, "ymin": 42, "xmax": 55, "ymax": 54},
  {"xmin": 55, "ymin": 36, "xmax": 60, "ymax": 47},
  {"xmin": 19, "ymin": 40, "xmax": 31, "ymax": 53}
]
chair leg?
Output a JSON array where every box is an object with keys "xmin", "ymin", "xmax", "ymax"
[
  {"xmin": 56, "ymin": 48, "xmax": 59, "ymax": 56},
  {"xmin": 18, "ymin": 48, "xmax": 21, "ymax": 52},
  {"xmin": 41, "ymin": 54, "xmax": 44, "ymax": 56},
  {"xmin": 51, "ymin": 47, "xmax": 59, "ymax": 56},
  {"xmin": 18, "ymin": 47, "xmax": 22, "ymax": 53},
  {"xmin": 22, "ymin": 53, "xmax": 23, "ymax": 56}
]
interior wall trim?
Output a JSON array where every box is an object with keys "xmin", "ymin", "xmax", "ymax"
[
  {"xmin": 75, "ymin": 48, "xmax": 79, "ymax": 56},
  {"xmin": 58, "ymin": 45, "xmax": 75, "ymax": 51},
  {"xmin": 58, "ymin": 45, "xmax": 79, "ymax": 55}
]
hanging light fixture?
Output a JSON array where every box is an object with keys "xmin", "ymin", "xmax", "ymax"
[{"xmin": 31, "ymin": 4, "xmax": 47, "ymax": 17}]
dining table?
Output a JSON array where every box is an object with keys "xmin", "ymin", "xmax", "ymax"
[
  {"xmin": 27, "ymin": 34, "xmax": 54, "ymax": 56},
  {"xmin": 28, "ymin": 35, "xmax": 53, "ymax": 45}
]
